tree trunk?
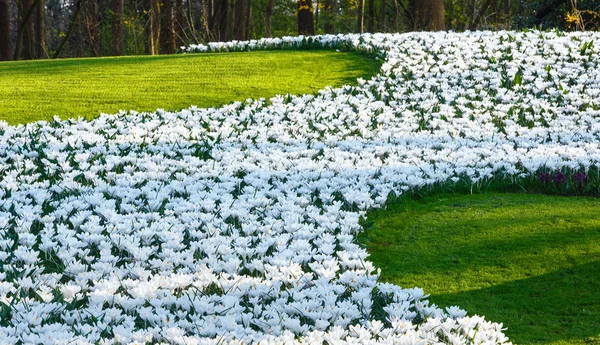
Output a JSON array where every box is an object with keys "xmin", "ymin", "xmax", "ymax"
[
  {"xmin": 111, "ymin": 0, "xmax": 124, "ymax": 55},
  {"xmin": 367, "ymin": 0, "xmax": 374, "ymax": 32},
  {"xmin": 0, "ymin": 0, "xmax": 11, "ymax": 61},
  {"xmin": 86, "ymin": 0, "xmax": 100, "ymax": 56},
  {"xmin": 391, "ymin": 0, "xmax": 398, "ymax": 31},
  {"xmin": 297, "ymin": 0, "xmax": 314, "ymax": 35},
  {"xmin": 21, "ymin": 0, "xmax": 35, "ymax": 59},
  {"xmin": 75, "ymin": 1, "xmax": 84, "ymax": 57},
  {"xmin": 468, "ymin": 0, "xmax": 493, "ymax": 30},
  {"xmin": 175, "ymin": 0, "xmax": 186, "ymax": 46},
  {"xmin": 217, "ymin": 0, "xmax": 228, "ymax": 40},
  {"xmin": 14, "ymin": 0, "xmax": 42, "ymax": 60},
  {"xmin": 323, "ymin": 0, "xmax": 333, "ymax": 33},
  {"xmin": 244, "ymin": 0, "xmax": 250, "ymax": 39},
  {"xmin": 233, "ymin": 0, "xmax": 244, "ymax": 39},
  {"xmin": 151, "ymin": 0, "xmax": 160, "ymax": 52},
  {"xmin": 315, "ymin": 0, "xmax": 319, "ymax": 28},
  {"xmin": 53, "ymin": 0, "xmax": 85, "ymax": 58},
  {"xmin": 34, "ymin": 0, "xmax": 45, "ymax": 58},
  {"xmin": 410, "ymin": 0, "xmax": 445, "ymax": 31},
  {"xmin": 160, "ymin": 0, "xmax": 175, "ymax": 52},
  {"xmin": 265, "ymin": 0, "xmax": 273, "ymax": 37},
  {"xmin": 356, "ymin": 0, "xmax": 364, "ymax": 33},
  {"xmin": 379, "ymin": 0, "xmax": 386, "ymax": 32}
]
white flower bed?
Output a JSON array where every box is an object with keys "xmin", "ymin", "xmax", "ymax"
[{"xmin": 2, "ymin": 30, "xmax": 599, "ymax": 344}]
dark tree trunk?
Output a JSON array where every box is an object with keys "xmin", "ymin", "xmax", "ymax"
[
  {"xmin": 367, "ymin": 0, "xmax": 374, "ymax": 32},
  {"xmin": 14, "ymin": 0, "xmax": 42, "ymax": 60},
  {"xmin": 265, "ymin": 0, "xmax": 273, "ymax": 37},
  {"xmin": 323, "ymin": 0, "xmax": 333, "ymax": 33},
  {"xmin": 21, "ymin": 0, "xmax": 35, "ymax": 59},
  {"xmin": 379, "ymin": 0, "xmax": 386, "ymax": 32},
  {"xmin": 410, "ymin": 0, "xmax": 445, "ymax": 31},
  {"xmin": 297, "ymin": 0, "xmax": 314, "ymax": 35},
  {"xmin": 0, "ymin": 0, "xmax": 11, "ymax": 60},
  {"xmin": 392, "ymin": 0, "xmax": 398, "ymax": 31},
  {"xmin": 233, "ymin": 0, "xmax": 244, "ymax": 39},
  {"xmin": 111, "ymin": 0, "xmax": 124, "ymax": 55},
  {"xmin": 356, "ymin": 0, "xmax": 364, "ymax": 32},
  {"xmin": 34, "ymin": 0, "xmax": 45, "ymax": 58},
  {"xmin": 206, "ymin": 0, "xmax": 215, "ymax": 38},
  {"xmin": 75, "ymin": 2, "xmax": 84, "ymax": 57},
  {"xmin": 243, "ymin": 0, "xmax": 250, "ymax": 39},
  {"xmin": 86, "ymin": 0, "xmax": 100, "ymax": 56},
  {"xmin": 217, "ymin": 0, "xmax": 228, "ymax": 40},
  {"xmin": 175, "ymin": 0, "xmax": 185, "ymax": 46},
  {"xmin": 160, "ymin": 0, "xmax": 175, "ymax": 52}
]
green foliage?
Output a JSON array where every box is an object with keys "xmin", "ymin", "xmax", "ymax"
[
  {"xmin": 360, "ymin": 192, "xmax": 600, "ymax": 345},
  {"xmin": 0, "ymin": 50, "xmax": 380, "ymax": 125}
]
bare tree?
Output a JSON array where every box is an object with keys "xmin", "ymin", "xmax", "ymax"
[
  {"xmin": 0, "ymin": 0, "xmax": 11, "ymax": 60},
  {"xmin": 468, "ymin": 0, "xmax": 494, "ymax": 30},
  {"xmin": 21, "ymin": 0, "xmax": 35, "ymax": 59},
  {"xmin": 111, "ymin": 0, "xmax": 124, "ymax": 55},
  {"xmin": 53, "ymin": 0, "xmax": 85, "ymax": 58}
]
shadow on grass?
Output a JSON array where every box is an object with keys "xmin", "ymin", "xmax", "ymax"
[
  {"xmin": 430, "ymin": 261, "xmax": 600, "ymax": 345},
  {"xmin": 363, "ymin": 193, "xmax": 600, "ymax": 345}
]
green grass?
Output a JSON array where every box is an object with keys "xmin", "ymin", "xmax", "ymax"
[
  {"xmin": 0, "ymin": 50, "xmax": 381, "ymax": 125},
  {"xmin": 360, "ymin": 193, "xmax": 600, "ymax": 345}
]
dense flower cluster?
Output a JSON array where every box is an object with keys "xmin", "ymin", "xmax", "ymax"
[{"xmin": 2, "ymin": 30, "xmax": 600, "ymax": 344}]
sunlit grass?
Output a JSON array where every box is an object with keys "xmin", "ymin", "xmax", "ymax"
[
  {"xmin": 360, "ymin": 193, "xmax": 600, "ymax": 345},
  {"xmin": 0, "ymin": 50, "xmax": 380, "ymax": 125}
]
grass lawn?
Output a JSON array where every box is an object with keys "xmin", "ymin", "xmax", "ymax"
[
  {"xmin": 360, "ymin": 193, "xmax": 600, "ymax": 345},
  {"xmin": 0, "ymin": 50, "xmax": 380, "ymax": 125}
]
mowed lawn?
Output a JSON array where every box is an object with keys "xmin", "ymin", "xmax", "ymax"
[
  {"xmin": 360, "ymin": 193, "xmax": 600, "ymax": 345},
  {"xmin": 0, "ymin": 50, "xmax": 381, "ymax": 125}
]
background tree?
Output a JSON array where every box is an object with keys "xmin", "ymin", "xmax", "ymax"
[
  {"xmin": 160, "ymin": 0, "xmax": 176, "ymax": 52},
  {"xmin": 0, "ymin": 0, "xmax": 11, "ymax": 60},
  {"xmin": 297, "ymin": 0, "xmax": 314, "ymax": 34},
  {"xmin": 409, "ymin": 0, "xmax": 445, "ymax": 30},
  {"xmin": 357, "ymin": 0, "xmax": 364, "ymax": 32},
  {"xmin": 1, "ymin": 0, "xmax": 599, "ymax": 60},
  {"xmin": 111, "ymin": 0, "xmax": 124, "ymax": 55}
]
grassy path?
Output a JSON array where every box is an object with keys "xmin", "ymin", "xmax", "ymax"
[
  {"xmin": 0, "ymin": 50, "xmax": 380, "ymax": 125},
  {"xmin": 361, "ymin": 193, "xmax": 600, "ymax": 345}
]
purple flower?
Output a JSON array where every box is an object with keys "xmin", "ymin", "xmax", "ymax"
[
  {"xmin": 553, "ymin": 171, "xmax": 567, "ymax": 184},
  {"xmin": 574, "ymin": 172, "xmax": 588, "ymax": 185},
  {"xmin": 539, "ymin": 172, "xmax": 552, "ymax": 184}
]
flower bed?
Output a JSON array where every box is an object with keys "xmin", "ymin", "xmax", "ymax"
[{"xmin": 1, "ymin": 30, "xmax": 599, "ymax": 344}]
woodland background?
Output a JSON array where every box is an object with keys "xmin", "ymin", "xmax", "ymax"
[{"xmin": 0, "ymin": 0, "xmax": 599, "ymax": 61}]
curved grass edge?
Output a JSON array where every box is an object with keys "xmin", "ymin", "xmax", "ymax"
[
  {"xmin": 359, "ymin": 185, "xmax": 600, "ymax": 345},
  {"xmin": 0, "ymin": 49, "xmax": 382, "ymax": 126}
]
